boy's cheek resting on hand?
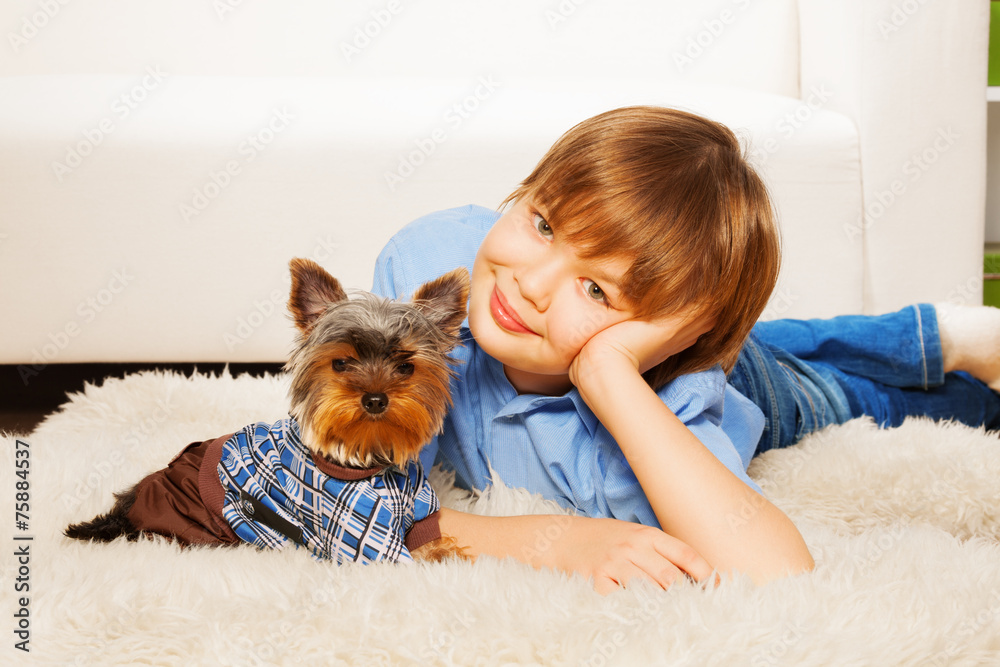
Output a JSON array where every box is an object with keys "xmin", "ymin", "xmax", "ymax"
[{"xmin": 569, "ymin": 311, "xmax": 716, "ymax": 389}]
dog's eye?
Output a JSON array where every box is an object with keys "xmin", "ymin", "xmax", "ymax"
[
  {"xmin": 396, "ymin": 362, "xmax": 414, "ymax": 376},
  {"xmin": 332, "ymin": 359, "xmax": 349, "ymax": 372}
]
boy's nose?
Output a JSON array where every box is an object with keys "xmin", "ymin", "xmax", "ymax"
[{"xmin": 514, "ymin": 257, "xmax": 560, "ymax": 312}]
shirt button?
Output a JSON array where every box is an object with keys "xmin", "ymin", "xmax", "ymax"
[{"xmin": 243, "ymin": 499, "xmax": 255, "ymax": 516}]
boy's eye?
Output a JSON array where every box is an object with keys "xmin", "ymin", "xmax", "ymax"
[
  {"xmin": 534, "ymin": 214, "xmax": 553, "ymax": 238},
  {"xmin": 583, "ymin": 279, "xmax": 607, "ymax": 303}
]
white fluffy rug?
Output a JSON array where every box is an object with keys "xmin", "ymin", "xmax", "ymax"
[{"xmin": 4, "ymin": 369, "xmax": 1000, "ymax": 666}]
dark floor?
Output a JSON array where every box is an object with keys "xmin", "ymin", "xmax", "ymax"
[{"xmin": 0, "ymin": 362, "xmax": 284, "ymax": 436}]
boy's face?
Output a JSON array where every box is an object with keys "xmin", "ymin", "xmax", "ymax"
[{"xmin": 469, "ymin": 198, "xmax": 635, "ymax": 394}]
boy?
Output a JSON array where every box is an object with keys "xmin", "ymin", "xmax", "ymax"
[{"xmin": 372, "ymin": 106, "xmax": 1000, "ymax": 593}]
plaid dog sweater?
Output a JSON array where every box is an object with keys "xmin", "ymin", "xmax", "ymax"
[
  {"xmin": 124, "ymin": 417, "xmax": 441, "ymax": 563},
  {"xmin": 218, "ymin": 418, "xmax": 440, "ymax": 563}
]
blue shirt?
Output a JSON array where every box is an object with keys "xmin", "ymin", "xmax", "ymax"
[
  {"xmin": 371, "ymin": 205, "xmax": 765, "ymax": 528},
  {"xmin": 218, "ymin": 418, "xmax": 439, "ymax": 563}
]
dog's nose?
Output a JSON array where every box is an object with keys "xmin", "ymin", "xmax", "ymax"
[{"xmin": 361, "ymin": 392, "xmax": 388, "ymax": 415}]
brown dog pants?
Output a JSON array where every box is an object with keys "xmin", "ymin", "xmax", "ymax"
[{"xmin": 125, "ymin": 433, "xmax": 239, "ymax": 546}]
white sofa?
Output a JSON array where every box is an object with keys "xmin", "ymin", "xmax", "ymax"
[{"xmin": 0, "ymin": 0, "xmax": 988, "ymax": 365}]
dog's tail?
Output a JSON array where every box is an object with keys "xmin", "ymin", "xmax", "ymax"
[{"xmin": 64, "ymin": 485, "xmax": 142, "ymax": 542}]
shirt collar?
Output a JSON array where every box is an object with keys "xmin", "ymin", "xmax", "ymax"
[
  {"xmin": 313, "ymin": 457, "xmax": 387, "ymax": 481},
  {"xmin": 478, "ymin": 345, "xmax": 600, "ymax": 437}
]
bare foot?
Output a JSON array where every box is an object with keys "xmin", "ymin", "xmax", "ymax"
[{"xmin": 936, "ymin": 303, "xmax": 1000, "ymax": 391}]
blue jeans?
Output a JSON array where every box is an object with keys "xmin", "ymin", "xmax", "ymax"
[{"xmin": 728, "ymin": 304, "xmax": 1000, "ymax": 454}]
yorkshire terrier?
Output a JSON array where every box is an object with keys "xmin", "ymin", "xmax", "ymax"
[{"xmin": 66, "ymin": 258, "xmax": 470, "ymax": 564}]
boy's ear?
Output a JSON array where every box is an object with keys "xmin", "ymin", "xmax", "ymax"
[
  {"xmin": 288, "ymin": 258, "xmax": 347, "ymax": 335},
  {"xmin": 410, "ymin": 268, "xmax": 471, "ymax": 340}
]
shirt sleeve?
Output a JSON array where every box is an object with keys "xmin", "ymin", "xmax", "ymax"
[
  {"xmin": 659, "ymin": 369, "xmax": 763, "ymax": 495},
  {"xmin": 370, "ymin": 204, "xmax": 499, "ymax": 299},
  {"xmin": 371, "ymin": 235, "xmax": 405, "ymax": 300},
  {"xmin": 410, "ymin": 462, "xmax": 441, "ymax": 522},
  {"xmin": 372, "ymin": 232, "xmax": 444, "ymax": 468},
  {"xmin": 371, "ymin": 206, "xmax": 500, "ymax": 473},
  {"xmin": 404, "ymin": 463, "xmax": 443, "ymax": 551},
  {"xmin": 596, "ymin": 368, "xmax": 763, "ymax": 527},
  {"xmin": 404, "ymin": 511, "xmax": 443, "ymax": 552}
]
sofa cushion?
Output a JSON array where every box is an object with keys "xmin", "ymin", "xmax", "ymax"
[{"xmin": 0, "ymin": 74, "xmax": 860, "ymax": 363}]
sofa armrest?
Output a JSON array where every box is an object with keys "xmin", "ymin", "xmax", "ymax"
[{"xmin": 799, "ymin": 0, "xmax": 989, "ymax": 314}]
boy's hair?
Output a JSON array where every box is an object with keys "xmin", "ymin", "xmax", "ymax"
[{"xmin": 503, "ymin": 106, "xmax": 780, "ymax": 390}]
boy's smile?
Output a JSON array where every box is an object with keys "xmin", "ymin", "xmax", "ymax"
[
  {"xmin": 489, "ymin": 285, "xmax": 539, "ymax": 336},
  {"xmin": 469, "ymin": 198, "xmax": 635, "ymax": 395}
]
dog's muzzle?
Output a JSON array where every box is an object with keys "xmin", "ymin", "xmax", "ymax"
[{"xmin": 362, "ymin": 392, "xmax": 388, "ymax": 415}]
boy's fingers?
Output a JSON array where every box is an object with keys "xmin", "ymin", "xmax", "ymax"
[
  {"xmin": 626, "ymin": 554, "xmax": 689, "ymax": 590},
  {"xmin": 592, "ymin": 560, "xmax": 697, "ymax": 595},
  {"xmin": 593, "ymin": 562, "xmax": 669, "ymax": 596},
  {"xmin": 651, "ymin": 535, "xmax": 715, "ymax": 584},
  {"xmin": 593, "ymin": 575, "xmax": 624, "ymax": 596}
]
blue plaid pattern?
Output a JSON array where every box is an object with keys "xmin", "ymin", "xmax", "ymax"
[{"xmin": 218, "ymin": 418, "xmax": 439, "ymax": 564}]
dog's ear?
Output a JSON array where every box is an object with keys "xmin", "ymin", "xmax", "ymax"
[
  {"xmin": 411, "ymin": 268, "xmax": 470, "ymax": 339},
  {"xmin": 288, "ymin": 258, "xmax": 347, "ymax": 334}
]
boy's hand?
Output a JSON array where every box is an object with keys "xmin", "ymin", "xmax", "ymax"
[
  {"xmin": 569, "ymin": 310, "xmax": 713, "ymax": 388},
  {"xmin": 438, "ymin": 508, "xmax": 715, "ymax": 595},
  {"xmin": 539, "ymin": 515, "xmax": 716, "ymax": 595}
]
